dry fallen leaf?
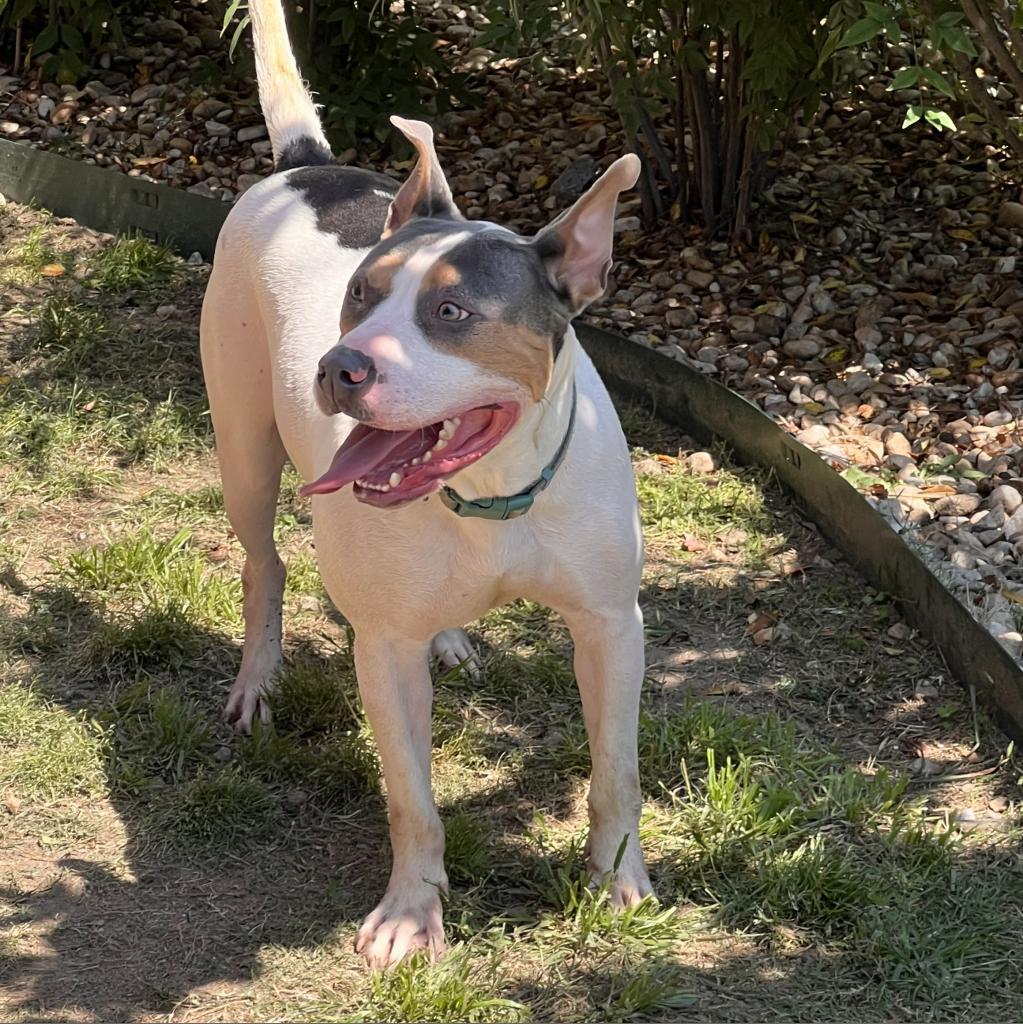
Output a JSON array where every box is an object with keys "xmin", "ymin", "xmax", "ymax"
[
  {"xmin": 3, "ymin": 791, "xmax": 21, "ymax": 815},
  {"xmin": 745, "ymin": 612, "xmax": 775, "ymax": 636},
  {"xmin": 751, "ymin": 626, "xmax": 774, "ymax": 645},
  {"xmin": 40, "ymin": 263, "xmax": 65, "ymax": 277},
  {"xmin": 207, "ymin": 544, "xmax": 229, "ymax": 563},
  {"xmin": 681, "ymin": 533, "xmax": 707, "ymax": 553}
]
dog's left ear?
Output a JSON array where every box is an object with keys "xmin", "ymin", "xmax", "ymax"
[
  {"xmin": 532, "ymin": 154, "xmax": 641, "ymax": 314},
  {"xmin": 382, "ymin": 116, "xmax": 462, "ymax": 238}
]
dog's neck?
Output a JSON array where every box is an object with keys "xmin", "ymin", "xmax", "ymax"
[{"xmin": 442, "ymin": 327, "xmax": 579, "ymax": 505}]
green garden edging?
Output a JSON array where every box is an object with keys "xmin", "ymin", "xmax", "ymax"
[
  {"xmin": 0, "ymin": 138, "xmax": 229, "ymax": 255},
  {"xmin": 5, "ymin": 136, "xmax": 1022, "ymax": 743}
]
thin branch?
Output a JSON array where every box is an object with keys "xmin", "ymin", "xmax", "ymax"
[
  {"xmin": 732, "ymin": 126, "xmax": 756, "ymax": 244},
  {"xmin": 720, "ymin": 31, "xmax": 744, "ymax": 225},
  {"xmin": 960, "ymin": 0, "xmax": 1023, "ymax": 100},
  {"xmin": 995, "ymin": 0, "xmax": 1023, "ymax": 70},
  {"xmin": 950, "ymin": 45, "xmax": 1023, "ymax": 158},
  {"xmin": 684, "ymin": 64, "xmax": 718, "ymax": 231}
]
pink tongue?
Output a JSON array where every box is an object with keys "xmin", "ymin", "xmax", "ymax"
[{"xmin": 300, "ymin": 425, "xmax": 420, "ymax": 497}]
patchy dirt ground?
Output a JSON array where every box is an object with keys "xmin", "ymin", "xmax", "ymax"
[{"xmin": 1, "ymin": 205, "xmax": 1022, "ymax": 1022}]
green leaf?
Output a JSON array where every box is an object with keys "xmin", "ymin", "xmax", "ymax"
[
  {"xmin": 920, "ymin": 65, "xmax": 956, "ymax": 98},
  {"xmin": 33, "ymin": 22, "xmax": 58, "ymax": 53},
  {"xmin": 228, "ymin": 15, "xmax": 249, "ymax": 61},
  {"xmin": 943, "ymin": 26, "xmax": 977, "ymax": 56},
  {"xmin": 838, "ymin": 18, "xmax": 882, "ymax": 49},
  {"xmin": 902, "ymin": 105, "xmax": 923, "ymax": 128},
  {"xmin": 888, "ymin": 66, "xmax": 920, "ymax": 91},
  {"xmin": 863, "ymin": 1, "xmax": 892, "ymax": 20},
  {"xmin": 924, "ymin": 108, "xmax": 957, "ymax": 132},
  {"xmin": 221, "ymin": 0, "xmax": 243, "ymax": 34},
  {"xmin": 60, "ymin": 23, "xmax": 84, "ymax": 50}
]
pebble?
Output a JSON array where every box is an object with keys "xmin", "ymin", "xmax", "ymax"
[
  {"xmin": 988, "ymin": 484, "xmax": 1022, "ymax": 514},
  {"xmin": 783, "ymin": 337, "xmax": 821, "ymax": 359},
  {"xmin": 685, "ymin": 451, "xmax": 716, "ymax": 474},
  {"xmin": 237, "ymin": 124, "xmax": 268, "ymax": 143}
]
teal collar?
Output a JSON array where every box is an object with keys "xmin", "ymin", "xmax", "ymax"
[{"xmin": 439, "ymin": 385, "xmax": 577, "ymax": 521}]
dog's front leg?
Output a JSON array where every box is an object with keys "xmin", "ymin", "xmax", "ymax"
[
  {"xmin": 354, "ymin": 634, "xmax": 447, "ymax": 968},
  {"xmin": 566, "ymin": 602, "xmax": 653, "ymax": 907}
]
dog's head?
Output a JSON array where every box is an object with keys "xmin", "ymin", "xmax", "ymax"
[{"xmin": 302, "ymin": 116, "xmax": 639, "ymax": 507}]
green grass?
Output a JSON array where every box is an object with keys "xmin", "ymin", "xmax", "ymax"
[
  {"xmin": 337, "ymin": 950, "xmax": 528, "ymax": 1023},
  {"xmin": 0, "ymin": 684, "xmax": 107, "ymax": 800},
  {"xmin": 635, "ymin": 458, "xmax": 781, "ymax": 564},
  {"xmin": 147, "ymin": 767, "xmax": 278, "ymax": 847},
  {"xmin": 0, "ymin": 223, "xmax": 61, "ymax": 285},
  {"xmin": 61, "ymin": 528, "xmax": 241, "ymax": 629},
  {"xmin": 103, "ymin": 684, "xmax": 213, "ymax": 787},
  {"xmin": 89, "ymin": 233, "xmax": 179, "ymax": 292}
]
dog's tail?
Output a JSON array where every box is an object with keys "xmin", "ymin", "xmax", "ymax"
[{"xmin": 249, "ymin": 0, "xmax": 333, "ymax": 171}]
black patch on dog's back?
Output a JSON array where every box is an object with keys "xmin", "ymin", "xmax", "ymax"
[
  {"xmin": 288, "ymin": 166, "xmax": 399, "ymax": 250},
  {"xmin": 275, "ymin": 135, "xmax": 334, "ymax": 172}
]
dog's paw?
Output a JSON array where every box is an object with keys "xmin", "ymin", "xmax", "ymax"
[
  {"xmin": 588, "ymin": 842, "xmax": 654, "ymax": 909},
  {"xmin": 355, "ymin": 888, "xmax": 446, "ymax": 969},
  {"xmin": 430, "ymin": 629, "xmax": 480, "ymax": 678},
  {"xmin": 223, "ymin": 675, "xmax": 274, "ymax": 734},
  {"xmin": 609, "ymin": 868, "xmax": 655, "ymax": 909}
]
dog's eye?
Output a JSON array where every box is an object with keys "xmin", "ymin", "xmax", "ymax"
[
  {"xmin": 437, "ymin": 301, "xmax": 470, "ymax": 322},
  {"xmin": 349, "ymin": 279, "xmax": 364, "ymax": 302}
]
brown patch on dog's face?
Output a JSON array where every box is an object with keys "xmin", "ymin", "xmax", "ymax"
[
  {"xmin": 423, "ymin": 259, "xmax": 462, "ymax": 291},
  {"xmin": 456, "ymin": 322, "xmax": 553, "ymax": 401},
  {"xmin": 414, "ymin": 232, "xmax": 569, "ymax": 402},
  {"xmin": 365, "ymin": 250, "xmax": 405, "ymax": 292}
]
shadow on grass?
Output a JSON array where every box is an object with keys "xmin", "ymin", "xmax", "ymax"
[{"xmin": 2, "ymin": 552, "xmax": 1022, "ymax": 1021}]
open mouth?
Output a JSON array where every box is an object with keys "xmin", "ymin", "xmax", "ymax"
[{"xmin": 299, "ymin": 403, "xmax": 520, "ymax": 507}]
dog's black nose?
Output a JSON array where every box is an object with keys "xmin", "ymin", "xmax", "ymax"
[{"xmin": 317, "ymin": 345, "xmax": 377, "ymax": 412}]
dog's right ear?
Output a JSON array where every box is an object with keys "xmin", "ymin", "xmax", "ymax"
[{"xmin": 382, "ymin": 117, "xmax": 462, "ymax": 239}]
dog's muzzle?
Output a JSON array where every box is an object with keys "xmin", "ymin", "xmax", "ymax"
[{"xmin": 317, "ymin": 344, "xmax": 377, "ymax": 415}]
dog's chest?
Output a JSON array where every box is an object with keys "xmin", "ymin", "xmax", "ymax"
[{"xmin": 311, "ymin": 497, "xmax": 556, "ymax": 631}]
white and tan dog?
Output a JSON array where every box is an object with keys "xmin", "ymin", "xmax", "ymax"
[{"xmin": 201, "ymin": 0, "xmax": 652, "ymax": 967}]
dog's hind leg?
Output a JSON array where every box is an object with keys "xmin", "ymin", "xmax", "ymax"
[
  {"xmin": 564, "ymin": 601, "xmax": 653, "ymax": 907},
  {"xmin": 201, "ymin": 271, "xmax": 287, "ymax": 733},
  {"xmin": 430, "ymin": 628, "xmax": 480, "ymax": 677}
]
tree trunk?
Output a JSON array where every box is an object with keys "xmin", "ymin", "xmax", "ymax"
[
  {"xmin": 673, "ymin": 67, "xmax": 689, "ymax": 219},
  {"xmin": 950, "ymin": 46, "xmax": 1023, "ymax": 157},
  {"xmin": 684, "ymin": 65, "xmax": 718, "ymax": 232},
  {"xmin": 959, "ymin": 0, "xmax": 1023, "ymax": 100},
  {"xmin": 995, "ymin": 0, "xmax": 1023, "ymax": 71},
  {"xmin": 732, "ymin": 128, "xmax": 757, "ymax": 245},
  {"xmin": 719, "ymin": 33, "xmax": 744, "ymax": 229}
]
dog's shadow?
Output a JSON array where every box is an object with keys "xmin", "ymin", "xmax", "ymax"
[{"xmin": 2, "ymin": 566, "xmax": 689, "ymax": 1018}]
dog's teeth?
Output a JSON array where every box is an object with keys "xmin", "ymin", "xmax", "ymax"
[
  {"xmin": 434, "ymin": 438, "xmax": 447, "ymax": 451},
  {"xmin": 452, "ymin": 416, "xmax": 461, "ymax": 426},
  {"xmin": 412, "ymin": 457, "xmax": 420, "ymax": 466},
  {"xmin": 441, "ymin": 419, "xmax": 457, "ymax": 437},
  {"xmin": 389, "ymin": 471, "xmax": 402, "ymax": 488},
  {"xmin": 423, "ymin": 451, "xmax": 432, "ymax": 462},
  {"xmin": 381, "ymin": 484, "xmax": 391, "ymax": 492}
]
